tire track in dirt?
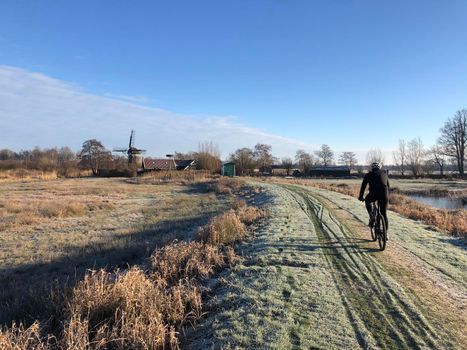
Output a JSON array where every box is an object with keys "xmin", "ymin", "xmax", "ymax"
[{"xmin": 283, "ymin": 184, "xmax": 442, "ymax": 350}]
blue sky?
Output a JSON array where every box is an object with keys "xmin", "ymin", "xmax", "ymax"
[{"xmin": 1, "ymin": 1, "xmax": 466, "ymax": 162}]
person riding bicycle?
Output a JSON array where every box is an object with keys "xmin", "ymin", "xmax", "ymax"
[{"xmin": 358, "ymin": 162, "xmax": 390, "ymax": 237}]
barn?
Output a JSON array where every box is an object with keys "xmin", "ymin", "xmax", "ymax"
[{"xmin": 309, "ymin": 166, "xmax": 351, "ymax": 177}]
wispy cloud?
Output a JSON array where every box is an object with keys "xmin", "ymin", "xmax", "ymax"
[
  {"xmin": 103, "ymin": 93, "xmax": 150, "ymax": 104},
  {"xmin": 0, "ymin": 65, "xmax": 318, "ymax": 158}
]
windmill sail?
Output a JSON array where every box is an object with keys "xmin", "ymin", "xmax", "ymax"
[{"xmin": 113, "ymin": 130, "xmax": 146, "ymax": 166}]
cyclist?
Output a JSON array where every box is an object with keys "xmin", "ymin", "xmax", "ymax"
[{"xmin": 358, "ymin": 162, "xmax": 390, "ymax": 237}]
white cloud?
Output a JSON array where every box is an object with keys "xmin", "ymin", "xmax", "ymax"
[{"xmin": 0, "ymin": 65, "xmax": 320, "ymax": 159}]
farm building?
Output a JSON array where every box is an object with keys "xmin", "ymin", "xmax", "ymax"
[
  {"xmin": 271, "ymin": 164, "xmax": 299, "ymax": 176},
  {"xmin": 143, "ymin": 158, "xmax": 196, "ymax": 172},
  {"xmin": 309, "ymin": 166, "xmax": 351, "ymax": 177},
  {"xmin": 222, "ymin": 162, "xmax": 236, "ymax": 177},
  {"xmin": 174, "ymin": 159, "xmax": 197, "ymax": 170}
]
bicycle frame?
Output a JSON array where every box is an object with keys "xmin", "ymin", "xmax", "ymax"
[{"xmin": 369, "ymin": 201, "xmax": 387, "ymax": 251}]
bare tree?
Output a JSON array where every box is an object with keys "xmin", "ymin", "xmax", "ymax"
[
  {"xmin": 428, "ymin": 145, "xmax": 448, "ymax": 176},
  {"xmin": 281, "ymin": 157, "xmax": 294, "ymax": 176},
  {"xmin": 366, "ymin": 148, "xmax": 385, "ymax": 165},
  {"xmin": 338, "ymin": 151, "xmax": 358, "ymax": 170},
  {"xmin": 0, "ymin": 149, "xmax": 17, "ymax": 160},
  {"xmin": 295, "ymin": 150, "xmax": 314, "ymax": 175},
  {"xmin": 79, "ymin": 139, "xmax": 111, "ymax": 175},
  {"xmin": 407, "ymin": 137, "xmax": 424, "ymax": 176},
  {"xmin": 229, "ymin": 147, "xmax": 256, "ymax": 175},
  {"xmin": 174, "ymin": 151, "xmax": 196, "ymax": 160},
  {"xmin": 315, "ymin": 144, "xmax": 334, "ymax": 167},
  {"xmin": 254, "ymin": 143, "xmax": 274, "ymax": 173},
  {"xmin": 57, "ymin": 146, "xmax": 77, "ymax": 176},
  {"xmin": 196, "ymin": 141, "xmax": 221, "ymax": 172},
  {"xmin": 392, "ymin": 139, "xmax": 407, "ymax": 176},
  {"xmin": 438, "ymin": 109, "xmax": 466, "ymax": 175}
]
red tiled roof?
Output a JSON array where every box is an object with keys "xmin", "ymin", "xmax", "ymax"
[{"xmin": 143, "ymin": 158, "xmax": 177, "ymax": 170}]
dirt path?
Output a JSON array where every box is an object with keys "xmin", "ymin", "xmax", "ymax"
[{"xmin": 188, "ymin": 183, "xmax": 466, "ymax": 349}]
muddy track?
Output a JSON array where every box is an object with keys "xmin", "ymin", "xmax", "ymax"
[{"xmin": 282, "ymin": 184, "xmax": 446, "ymax": 349}]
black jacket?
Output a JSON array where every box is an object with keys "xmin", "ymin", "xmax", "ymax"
[{"xmin": 359, "ymin": 169, "xmax": 390, "ymax": 199}]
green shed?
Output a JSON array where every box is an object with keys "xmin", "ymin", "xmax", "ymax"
[{"xmin": 222, "ymin": 162, "xmax": 236, "ymax": 177}]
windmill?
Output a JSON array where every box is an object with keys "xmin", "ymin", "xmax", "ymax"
[{"xmin": 113, "ymin": 130, "xmax": 146, "ymax": 166}]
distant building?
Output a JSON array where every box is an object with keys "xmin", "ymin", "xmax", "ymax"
[
  {"xmin": 271, "ymin": 164, "xmax": 299, "ymax": 176},
  {"xmin": 222, "ymin": 162, "xmax": 236, "ymax": 177},
  {"xmin": 309, "ymin": 166, "xmax": 351, "ymax": 177},
  {"xmin": 143, "ymin": 158, "xmax": 196, "ymax": 172},
  {"xmin": 174, "ymin": 159, "xmax": 197, "ymax": 170}
]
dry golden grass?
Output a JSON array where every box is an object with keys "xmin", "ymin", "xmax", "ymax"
[
  {"xmin": 0, "ymin": 241, "xmax": 240, "ymax": 350},
  {"xmin": 0, "ymin": 322, "xmax": 55, "ymax": 350},
  {"xmin": 236, "ymin": 205, "xmax": 267, "ymax": 225},
  {"xmin": 151, "ymin": 241, "xmax": 233, "ymax": 284},
  {"xmin": 139, "ymin": 170, "xmax": 212, "ymax": 184},
  {"xmin": 64, "ymin": 267, "xmax": 201, "ymax": 349},
  {"xmin": 196, "ymin": 200, "xmax": 266, "ymax": 244},
  {"xmin": 197, "ymin": 211, "xmax": 247, "ymax": 245},
  {"xmin": 0, "ymin": 168, "xmax": 93, "ymax": 181},
  {"xmin": 0, "ymin": 199, "xmax": 115, "ymax": 229},
  {"xmin": 0, "ymin": 169, "xmax": 58, "ymax": 181},
  {"xmin": 209, "ymin": 177, "xmax": 246, "ymax": 195}
]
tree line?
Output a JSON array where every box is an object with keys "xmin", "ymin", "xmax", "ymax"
[
  {"xmin": 228, "ymin": 143, "xmax": 358, "ymax": 176},
  {"xmin": 229, "ymin": 109, "xmax": 466, "ymax": 177},
  {"xmin": 0, "ymin": 109, "xmax": 465, "ymax": 177},
  {"xmin": 0, "ymin": 140, "xmax": 225, "ymax": 176},
  {"xmin": 393, "ymin": 109, "xmax": 466, "ymax": 176},
  {"xmin": 0, "ymin": 141, "xmax": 131, "ymax": 177}
]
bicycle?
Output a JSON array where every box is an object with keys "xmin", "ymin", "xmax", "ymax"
[{"xmin": 369, "ymin": 201, "xmax": 387, "ymax": 251}]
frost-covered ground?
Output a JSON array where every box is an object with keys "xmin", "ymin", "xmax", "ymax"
[{"xmin": 188, "ymin": 182, "xmax": 466, "ymax": 349}]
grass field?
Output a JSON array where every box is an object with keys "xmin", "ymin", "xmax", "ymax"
[
  {"xmin": 0, "ymin": 177, "xmax": 234, "ymax": 326},
  {"xmin": 1, "ymin": 176, "xmax": 465, "ymax": 349}
]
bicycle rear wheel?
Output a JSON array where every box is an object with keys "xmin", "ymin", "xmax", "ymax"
[{"xmin": 377, "ymin": 214, "xmax": 387, "ymax": 251}]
